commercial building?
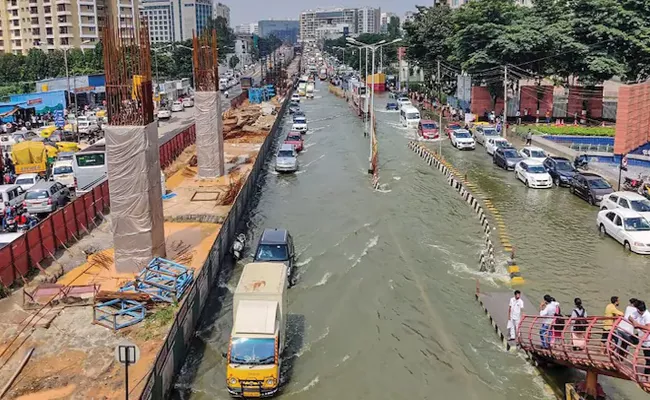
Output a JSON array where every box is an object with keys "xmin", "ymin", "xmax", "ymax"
[
  {"xmin": 249, "ymin": 22, "xmax": 259, "ymax": 35},
  {"xmin": 213, "ymin": 2, "xmax": 230, "ymax": 26},
  {"xmin": 234, "ymin": 24, "xmax": 249, "ymax": 34},
  {"xmin": 299, "ymin": 7, "xmax": 383, "ymax": 42},
  {"xmin": 258, "ymin": 20, "xmax": 299, "ymax": 44},
  {"xmin": 140, "ymin": 0, "xmax": 212, "ymax": 43}
]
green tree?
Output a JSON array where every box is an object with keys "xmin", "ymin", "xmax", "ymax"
[
  {"xmin": 403, "ymin": 5, "xmax": 453, "ymax": 80},
  {"xmin": 387, "ymin": 16, "xmax": 401, "ymax": 38},
  {"xmin": 23, "ymin": 49, "xmax": 49, "ymax": 81},
  {"xmin": 229, "ymin": 54, "xmax": 240, "ymax": 70},
  {"xmin": 204, "ymin": 16, "xmax": 235, "ymax": 62}
]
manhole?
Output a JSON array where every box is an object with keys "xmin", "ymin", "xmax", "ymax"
[{"xmin": 191, "ymin": 191, "xmax": 222, "ymax": 202}]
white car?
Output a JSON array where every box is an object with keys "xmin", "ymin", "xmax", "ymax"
[
  {"xmin": 473, "ymin": 126, "xmax": 500, "ymax": 146},
  {"xmin": 182, "ymin": 98, "xmax": 194, "ymax": 108},
  {"xmin": 519, "ymin": 146, "xmax": 548, "ymax": 162},
  {"xmin": 171, "ymin": 101, "xmax": 184, "ymax": 112},
  {"xmin": 14, "ymin": 173, "xmax": 41, "ymax": 191},
  {"xmin": 157, "ymin": 109, "xmax": 172, "ymax": 120},
  {"xmin": 601, "ymin": 192, "xmax": 650, "ymax": 219},
  {"xmin": 485, "ymin": 137, "xmax": 511, "ymax": 156},
  {"xmin": 514, "ymin": 160, "xmax": 553, "ymax": 188},
  {"xmin": 52, "ymin": 160, "xmax": 75, "ymax": 188},
  {"xmin": 291, "ymin": 93, "xmax": 301, "ymax": 103},
  {"xmin": 397, "ymin": 97, "xmax": 412, "ymax": 109},
  {"xmin": 597, "ymin": 208, "xmax": 650, "ymax": 254},
  {"xmin": 450, "ymin": 129, "xmax": 475, "ymax": 150},
  {"xmin": 291, "ymin": 121, "xmax": 307, "ymax": 133}
]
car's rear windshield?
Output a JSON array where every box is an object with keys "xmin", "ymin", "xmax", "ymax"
[
  {"xmin": 287, "ymin": 135, "xmax": 301, "ymax": 141},
  {"xmin": 278, "ymin": 150, "xmax": 294, "ymax": 158},
  {"xmin": 455, "ymin": 132, "xmax": 470, "ymax": 138},
  {"xmin": 530, "ymin": 150, "xmax": 546, "ymax": 158},
  {"xmin": 483, "ymin": 128, "xmax": 498, "ymax": 135},
  {"xmin": 15, "ymin": 178, "xmax": 34, "ymax": 185},
  {"xmin": 422, "ymin": 123, "xmax": 437, "ymax": 129},
  {"xmin": 528, "ymin": 165, "xmax": 546, "ymax": 173},
  {"xmin": 256, "ymin": 244, "xmax": 288, "ymax": 261},
  {"xmin": 54, "ymin": 166, "xmax": 73, "ymax": 174},
  {"xmin": 26, "ymin": 190, "xmax": 49, "ymax": 200}
]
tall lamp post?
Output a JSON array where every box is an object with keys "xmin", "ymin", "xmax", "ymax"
[
  {"xmin": 347, "ymin": 37, "xmax": 402, "ymax": 173},
  {"xmin": 63, "ymin": 39, "xmax": 92, "ymax": 143},
  {"xmin": 152, "ymin": 44, "xmax": 174, "ymax": 93}
]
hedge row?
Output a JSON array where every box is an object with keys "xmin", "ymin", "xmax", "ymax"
[{"xmin": 534, "ymin": 126, "xmax": 615, "ymax": 137}]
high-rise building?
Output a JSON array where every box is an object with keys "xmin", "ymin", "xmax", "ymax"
[
  {"xmin": 301, "ymin": 7, "xmax": 387, "ymax": 42},
  {"xmin": 213, "ymin": 2, "xmax": 230, "ymax": 26},
  {"xmin": 140, "ymin": 0, "xmax": 212, "ymax": 44},
  {"xmin": 258, "ymin": 20, "xmax": 299, "ymax": 44},
  {"xmin": 249, "ymin": 22, "xmax": 259, "ymax": 35},
  {"xmin": 234, "ymin": 24, "xmax": 250, "ymax": 34},
  {"xmin": 357, "ymin": 7, "xmax": 381, "ymax": 34},
  {"xmin": 380, "ymin": 12, "xmax": 397, "ymax": 33}
]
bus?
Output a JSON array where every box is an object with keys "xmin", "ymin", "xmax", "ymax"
[
  {"xmin": 72, "ymin": 141, "xmax": 107, "ymax": 195},
  {"xmin": 400, "ymin": 105, "xmax": 421, "ymax": 128}
]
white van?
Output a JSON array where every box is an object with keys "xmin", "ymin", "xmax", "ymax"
[
  {"xmin": 0, "ymin": 184, "xmax": 26, "ymax": 215},
  {"xmin": 72, "ymin": 142, "xmax": 107, "ymax": 194},
  {"xmin": 400, "ymin": 105, "xmax": 421, "ymax": 128},
  {"xmin": 52, "ymin": 160, "xmax": 75, "ymax": 188},
  {"xmin": 219, "ymin": 78, "xmax": 229, "ymax": 91}
]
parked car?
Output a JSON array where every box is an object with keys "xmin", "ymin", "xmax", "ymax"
[
  {"xmin": 515, "ymin": 160, "xmax": 553, "ymax": 189},
  {"xmin": 14, "ymin": 173, "xmax": 42, "ymax": 191},
  {"xmin": 23, "ymin": 181, "xmax": 70, "ymax": 214},
  {"xmin": 291, "ymin": 93, "xmax": 301, "ymax": 103},
  {"xmin": 543, "ymin": 156, "xmax": 577, "ymax": 186},
  {"xmin": 600, "ymin": 192, "xmax": 650, "ymax": 218},
  {"xmin": 473, "ymin": 125, "xmax": 500, "ymax": 146},
  {"xmin": 485, "ymin": 137, "xmax": 510, "ymax": 156},
  {"xmin": 0, "ymin": 184, "xmax": 26, "ymax": 216},
  {"xmin": 253, "ymin": 228, "xmax": 295, "ymax": 285},
  {"xmin": 597, "ymin": 208, "xmax": 650, "ymax": 254},
  {"xmin": 493, "ymin": 147, "xmax": 523, "ymax": 170},
  {"xmin": 289, "ymin": 104, "xmax": 301, "ymax": 114},
  {"xmin": 445, "ymin": 123, "xmax": 463, "ymax": 139},
  {"xmin": 284, "ymin": 132, "xmax": 304, "ymax": 152},
  {"xmin": 417, "ymin": 120, "xmax": 439, "ymax": 140},
  {"xmin": 386, "ymin": 101, "xmax": 399, "ymax": 111},
  {"xmin": 519, "ymin": 146, "xmax": 548, "ymax": 162},
  {"xmin": 275, "ymin": 144, "xmax": 299, "ymax": 173},
  {"xmin": 157, "ymin": 108, "xmax": 172, "ymax": 120},
  {"xmin": 171, "ymin": 101, "xmax": 184, "ymax": 112},
  {"xmin": 450, "ymin": 129, "xmax": 475, "ymax": 150},
  {"xmin": 570, "ymin": 172, "xmax": 614, "ymax": 205},
  {"xmin": 52, "ymin": 160, "xmax": 75, "ymax": 188},
  {"xmin": 291, "ymin": 116, "xmax": 308, "ymax": 133},
  {"xmin": 182, "ymin": 98, "xmax": 194, "ymax": 108},
  {"xmin": 396, "ymin": 97, "xmax": 412, "ymax": 109}
]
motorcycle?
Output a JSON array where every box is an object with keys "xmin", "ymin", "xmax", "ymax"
[
  {"xmin": 3, "ymin": 215, "xmax": 17, "ymax": 233},
  {"xmin": 232, "ymin": 233, "xmax": 246, "ymax": 260},
  {"xmin": 574, "ymin": 154, "xmax": 589, "ymax": 170},
  {"xmin": 623, "ymin": 174, "xmax": 646, "ymax": 192}
]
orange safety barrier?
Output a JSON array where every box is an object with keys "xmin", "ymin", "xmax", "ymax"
[
  {"xmin": 518, "ymin": 315, "xmax": 650, "ymax": 393},
  {"xmin": 0, "ymin": 124, "xmax": 197, "ymax": 288}
]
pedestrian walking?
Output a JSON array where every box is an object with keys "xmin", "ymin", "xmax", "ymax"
[
  {"xmin": 571, "ymin": 298, "xmax": 588, "ymax": 350},
  {"xmin": 525, "ymin": 129, "xmax": 532, "ymax": 146},
  {"xmin": 631, "ymin": 301, "xmax": 650, "ymax": 378},
  {"xmin": 603, "ymin": 296, "xmax": 624, "ymax": 347},
  {"xmin": 539, "ymin": 295, "xmax": 559, "ymax": 349},
  {"xmin": 616, "ymin": 298, "xmax": 640, "ymax": 357},
  {"xmin": 516, "ymin": 110, "xmax": 521, "ymax": 125},
  {"xmin": 508, "ymin": 290, "xmax": 524, "ymax": 340}
]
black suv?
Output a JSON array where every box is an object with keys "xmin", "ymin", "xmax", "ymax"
[
  {"xmin": 493, "ymin": 146, "xmax": 523, "ymax": 170},
  {"xmin": 543, "ymin": 156, "xmax": 577, "ymax": 186},
  {"xmin": 570, "ymin": 172, "xmax": 614, "ymax": 205},
  {"xmin": 253, "ymin": 228, "xmax": 295, "ymax": 286}
]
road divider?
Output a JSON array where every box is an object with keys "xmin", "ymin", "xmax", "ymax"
[{"xmin": 407, "ymin": 141, "xmax": 524, "ymax": 284}]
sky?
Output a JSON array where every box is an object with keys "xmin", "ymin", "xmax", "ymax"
[{"xmin": 229, "ymin": 1, "xmax": 420, "ymax": 26}]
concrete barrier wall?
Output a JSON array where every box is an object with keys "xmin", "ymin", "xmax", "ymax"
[{"xmin": 139, "ymin": 90, "xmax": 294, "ymax": 400}]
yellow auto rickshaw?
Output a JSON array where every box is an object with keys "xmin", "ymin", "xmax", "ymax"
[
  {"xmin": 39, "ymin": 125, "xmax": 57, "ymax": 138},
  {"xmin": 55, "ymin": 141, "xmax": 80, "ymax": 153}
]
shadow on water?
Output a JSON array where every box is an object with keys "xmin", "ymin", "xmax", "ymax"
[{"xmin": 280, "ymin": 314, "xmax": 306, "ymax": 390}]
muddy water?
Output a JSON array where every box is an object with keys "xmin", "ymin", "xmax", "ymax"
[{"xmin": 172, "ymin": 84, "xmax": 648, "ymax": 400}]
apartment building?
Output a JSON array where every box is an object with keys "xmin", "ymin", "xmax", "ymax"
[
  {"xmin": 213, "ymin": 2, "xmax": 229, "ymax": 26},
  {"xmin": 357, "ymin": 7, "xmax": 380, "ymax": 34},
  {"xmin": 299, "ymin": 7, "xmax": 381, "ymax": 42},
  {"xmin": 380, "ymin": 12, "xmax": 396, "ymax": 33},
  {"xmin": 140, "ymin": 0, "xmax": 212, "ymax": 44}
]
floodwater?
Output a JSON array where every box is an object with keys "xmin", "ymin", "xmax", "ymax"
[{"xmin": 172, "ymin": 83, "xmax": 650, "ymax": 400}]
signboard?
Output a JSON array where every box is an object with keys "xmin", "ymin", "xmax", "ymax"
[
  {"xmin": 27, "ymin": 98, "xmax": 42, "ymax": 105},
  {"xmin": 115, "ymin": 340, "xmax": 140, "ymax": 365},
  {"xmin": 54, "ymin": 110, "xmax": 65, "ymax": 128}
]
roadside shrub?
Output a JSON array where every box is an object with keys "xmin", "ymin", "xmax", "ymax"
[{"xmin": 534, "ymin": 126, "xmax": 615, "ymax": 137}]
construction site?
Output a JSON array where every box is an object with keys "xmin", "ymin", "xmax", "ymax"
[{"xmin": 0, "ymin": 15, "xmax": 300, "ymax": 400}]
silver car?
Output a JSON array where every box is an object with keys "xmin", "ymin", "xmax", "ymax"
[
  {"xmin": 24, "ymin": 181, "xmax": 71, "ymax": 214},
  {"xmin": 275, "ymin": 144, "xmax": 299, "ymax": 173}
]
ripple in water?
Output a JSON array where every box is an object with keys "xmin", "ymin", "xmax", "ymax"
[{"xmin": 350, "ymin": 235, "xmax": 379, "ymax": 269}]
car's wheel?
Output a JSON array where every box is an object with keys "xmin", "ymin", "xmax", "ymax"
[
  {"xmin": 525, "ymin": 179, "xmax": 531, "ymax": 188},
  {"xmin": 588, "ymin": 195, "xmax": 595, "ymax": 205},
  {"xmin": 599, "ymin": 224, "xmax": 607, "ymax": 236},
  {"xmin": 493, "ymin": 157, "xmax": 497, "ymax": 165},
  {"xmin": 624, "ymin": 241, "xmax": 632, "ymax": 252},
  {"xmin": 570, "ymin": 185, "xmax": 575, "ymax": 194},
  {"xmin": 553, "ymin": 177, "xmax": 560, "ymax": 186}
]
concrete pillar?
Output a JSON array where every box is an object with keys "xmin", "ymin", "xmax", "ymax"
[
  {"xmin": 105, "ymin": 121, "xmax": 166, "ymax": 273},
  {"xmin": 195, "ymin": 91, "xmax": 225, "ymax": 178}
]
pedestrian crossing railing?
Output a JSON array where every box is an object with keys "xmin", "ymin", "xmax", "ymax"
[{"xmin": 517, "ymin": 315, "xmax": 650, "ymax": 393}]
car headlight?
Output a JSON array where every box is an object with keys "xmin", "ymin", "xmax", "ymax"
[
  {"xmin": 634, "ymin": 242, "xmax": 644, "ymax": 247},
  {"xmin": 266, "ymin": 378, "xmax": 276, "ymax": 386},
  {"xmin": 229, "ymin": 377, "xmax": 238, "ymax": 385}
]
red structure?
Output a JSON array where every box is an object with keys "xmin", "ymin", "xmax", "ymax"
[
  {"xmin": 519, "ymin": 85, "xmax": 553, "ymax": 116},
  {"xmin": 614, "ymin": 81, "xmax": 650, "ymax": 155},
  {"xmin": 568, "ymin": 86, "xmax": 604, "ymax": 120},
  {"xmin": 518, "ymin": 315, "xmax": 650, "ymax": 398},
  {"xmin": 470, "ymin": 87, "xmax": 504, "ymax": 116}
]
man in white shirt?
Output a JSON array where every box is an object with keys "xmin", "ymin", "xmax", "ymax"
[
  {"xmin": 508, "ymin": 290, "xmax": 524, "ymax": 340},
  {"xmin": 616, "ymin": 298, "xmax": 640, "ymax": 357},
  {"xmin": 631, "ymin": 301, "xmax": 650, "ymax": 379},
  {"xmin": 539, "ymin": 295, "xmax": 560, "ymax": 349}
]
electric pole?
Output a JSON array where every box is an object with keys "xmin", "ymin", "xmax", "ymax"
[
  {"xmin": 503, "ymin": 65, "xmax": 507, "ymax": 139},
  {"xmin": 437, "ymin": 59, "xmax": 442, "ymax": 155}
]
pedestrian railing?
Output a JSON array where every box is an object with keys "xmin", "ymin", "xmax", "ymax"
[{"xmin": 518, "ymin": 315, "xmax": 650, "ymax": 392}]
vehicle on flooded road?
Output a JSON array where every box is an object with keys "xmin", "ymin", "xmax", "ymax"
[
  {"xmin": 253, "ymin": 228, "xmax": 295, "ymax": 285},
  {"xmin": 519, "ymin": 146, "xmax": 548, "ymax": 162},
  {"xmin": 543, "ymin": 156, "xmax": 577, "ymax": 187},
  {"xmin": 396, "ymin": 96, "xmax": 411, "ymax": 109},
  {"xmin": 291, "ymin": 115, "xmax": 308, "ymax": 133},
  {"xmin": 485, "ymin": 137, "xmax": 510, "ymax": 156},
  {"xmin": 289, "ymin": 104, "xmax": 301, "ymax": 114},
  {"xmin": 473, "ymin": 125, "xmax": 500, "ymax": 146},
  {"xmin": 284, "ymin": 132, "xmax": 303, "ymax": 152},
  {"xmin": 417, "ymin": 120, "xmax": 439, "ymax": 140},
  {"xmin": 171, "ymin": 101, "xmax": 184, "ymax": 112},
  {"xmin": 515, "ymin": 160, "xmax": 553, "ymax": 189},
  {"xmin": 274, "ymin": 144, "xmax": 299, "ymax": 173},
  {"xmin": 291, "ymin": 93, "xmax": 301, "ymax": 103},
  {"xmin": 600, "ymin": 192, "xmax": 650, "ymax": 219},
  {"xmin": 450, "ymin": 129, "xmax": 475, "ymax": 150},
  {"xmin": 570, "ymin": 172, "xmax": 614, "ymax": 206},
  {"xmin": 493, "ymin": 147, "xmax": 523, "ymax": 170},
  {"xmin": 386, "ymin": 101, "xmax": 398, "ymax": 110},
  {"xmin": 597, "ymin": 208, "xmax": 650, "ymax": 254},
  {"xmin": 445, "ymin": 123, "xmax": 462, "ymax": 138},
  {"xmin": 157, "ymin": 108, "xmax": 172, "ymax": 120},
  {"xmin": 400, "ymin": 105, "xmax": 421, "ymax": 128}
]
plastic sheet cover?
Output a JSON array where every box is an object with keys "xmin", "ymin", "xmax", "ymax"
[
  {"xmin": 195, "ymin": 91, "xmax": 225, "ymax": 178},
  {"xmin": 105, "ymin": 122, "xmax": 166, "ymax": 273}
]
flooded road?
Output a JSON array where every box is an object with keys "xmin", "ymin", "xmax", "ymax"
[{"xmin": 173, "ymin": 84, "xmax": 649, "ymax": 400}]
